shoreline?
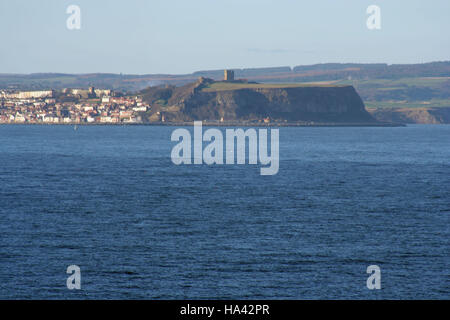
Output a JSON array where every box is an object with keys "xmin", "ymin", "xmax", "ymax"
[{"xmin": 0, "ymin": 121, "xmax": 406, "ymax": 127}]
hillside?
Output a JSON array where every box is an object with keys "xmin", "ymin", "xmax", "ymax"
[
  {"xmin": 367, "ymin": 107, "xmax": 450, "ymax": 124},
  {"xmin": 2, "ymin": 62, "xmax": 449, "ymax": 93},
  {"xmin": 140, "ymin": 78, "xmax": 378, "ymax": 124}
]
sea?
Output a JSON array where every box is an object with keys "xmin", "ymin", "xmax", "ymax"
[{"xmin": 0, "ymin": 124, "xmax": 448, "ymax": 299}]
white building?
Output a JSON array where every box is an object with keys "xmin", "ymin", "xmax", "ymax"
[
  {"xmin": 13, "ymin": 90, "xmax": 54, "ymax": 99},
  {"xmin": 133, "ymin": 106, "xmax": 148, "ymax": 112}
]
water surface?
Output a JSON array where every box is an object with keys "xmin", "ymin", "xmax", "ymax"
[{"xmin": 0, "ymin": 124, "xmax": 448, "ymax": 299}]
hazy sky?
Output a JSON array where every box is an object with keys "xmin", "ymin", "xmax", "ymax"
[{"xmin": 1, "ymin": 0, "xmax": 449, "ymax": 74}]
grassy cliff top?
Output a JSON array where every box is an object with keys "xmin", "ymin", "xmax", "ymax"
[{"xmin": 201, "ymin": 81, "xmax": 346, "ymax": 92}]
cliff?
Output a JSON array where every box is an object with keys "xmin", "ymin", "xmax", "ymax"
[
  {"xmin": 141, "ymin": 78, "xmax": 378, "ymax": 124},
  {"xmin": 368, "ymin": 107, "xmax": 450, "ymax": 124}
]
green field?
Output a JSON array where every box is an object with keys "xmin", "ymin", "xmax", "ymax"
[
  {"xmin": 202, "ymin": 82, "xmax": 344, "ymax": 92},
  {"xmin": 365, "ymin": 99, "xmax": 450, "ymax": 109},
  {"xmin": 332, "ymin": 77, "xmax": 450, "ymax": 109},
  {"xmin": 334, "ymin": 77, "xmax": 450, "ymax": 87}
]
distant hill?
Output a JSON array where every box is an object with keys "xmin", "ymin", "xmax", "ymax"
[{"xmin": 2, "ymin": 61, "xmax": 449, "ymax": 92}]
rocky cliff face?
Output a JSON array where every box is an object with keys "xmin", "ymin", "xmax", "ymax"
[
  {"xmin": 368, "ymin": 107, "xmax": 450, "ymax": 124},
  {"xmin": 142, "ymin": 78, "xmax": 377, "ymax": 123},
  {"xmin": 185, "ymin": 86, "xmax": 375, "ymax": 122}
]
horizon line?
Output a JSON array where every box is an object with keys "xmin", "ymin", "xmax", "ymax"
[{"xmin": 1, "ymin": 60, "xmax": 449, "ymax": 77}]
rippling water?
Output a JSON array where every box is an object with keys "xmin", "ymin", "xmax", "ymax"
[{"xmin": 0, "ymin": 124, "xmax": 448, "ymax": 299}]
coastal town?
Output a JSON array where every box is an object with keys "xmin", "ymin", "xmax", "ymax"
[{"xmin": 0, "ymin": 87, "xmax": 150, "ymax": 124}]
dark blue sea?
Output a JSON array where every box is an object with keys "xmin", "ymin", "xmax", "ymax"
[{"xmin": 0, "ymin": 124, "xmax": 448, "ymax": 299}]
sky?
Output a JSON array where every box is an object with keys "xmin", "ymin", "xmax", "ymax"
[{"xmin": 0, "ymin": 0, "xmax": 449, "ymax": 74}]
